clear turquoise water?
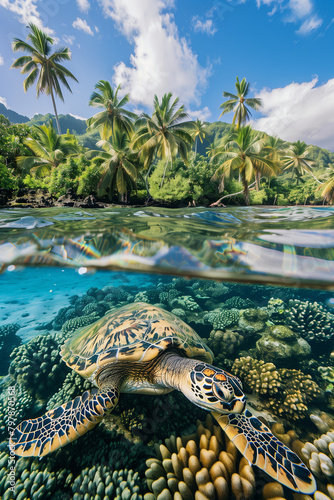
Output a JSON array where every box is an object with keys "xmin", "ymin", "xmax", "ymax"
[{"xmin": 0, "ymin": 206, "xmax": 334, "ymax": 499}]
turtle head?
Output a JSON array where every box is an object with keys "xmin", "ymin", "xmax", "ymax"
[{"xmin": 185, "ymin": 362, "xmax": 246, "ymax": 414}]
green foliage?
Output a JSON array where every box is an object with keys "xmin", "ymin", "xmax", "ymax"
[
  {"xmin": 0, "ymin": 116, "xmax": 33, "ymax": 169},
  {"xmin": 49, "ymin": 155, "xmax": 90, "ymax": 197},
  {"xmin": 249, "ymin": 188, "xmax": 267, "ymax": 205},
  {"xmin": 0, "ymin": 162, "xmax": 18, "ymax": 190},
  {"xmin": 149, "ymin": 156, "xmax": 217, "ymax": 203},
  {"xmin": 22, "ymin": 173, "xmax": 50, "ymax": 190},
  {"xmin": 77, "ymin": 162, "xmax": 102, "ymax": 197}
]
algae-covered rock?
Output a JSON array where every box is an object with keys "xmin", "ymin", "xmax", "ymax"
[
  {"xmin": 256, "ymin": 324, "xmax": 311, "ymax": 363},
  {"xmin": 238, "ymin": 308, "xmax": 268, "ymax": 334}
]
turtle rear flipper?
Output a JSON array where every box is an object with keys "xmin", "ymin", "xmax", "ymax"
[
  {"xmin": 212, "ymin": 410, "xmax": 317, "ymax": 495},
  {"xmin": 9, "ymin": 388, "xmax": 119, "ymax": 457}
]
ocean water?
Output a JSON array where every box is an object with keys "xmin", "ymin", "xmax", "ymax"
[{"xmin": 0, "ymin": 206, "xmax": 334, "ymax": 500}]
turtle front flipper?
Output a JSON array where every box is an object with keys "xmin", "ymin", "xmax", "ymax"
[
  {"xmin": 212, "ymin": 409, "xmax": 317, "ymax": 495},
  {"xmin": 9, "ymin": 388, "xmax": 119, "ymax": 458}
]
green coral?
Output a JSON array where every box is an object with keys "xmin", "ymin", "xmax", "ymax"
[
  {"xmin": 0, "ymin": 323, "xmax": 21, "ymax": 375},
  {"xmin": 285, "ymin": 299, "xmax": 334, "ymax": 345},
  {"xmin": 0, "ymin": 385, "xmax": 35, "ymax": 442},
  {"xmin": 46, "ymin": 371, "xmax": 92, "ymax": 411},
  {"xmin": 61, "ymin": 312, "xmax": 100, "ymax": 335},
  {"xmin": 9, "ymin": 334, "xmax": 69, "ymax": 401},
  {"xmin": 223, "ymin": 296, "xmax": 254, "ymax": 309},
  {"xmin": 212, "ymin": 309, "xmax": 239, "ymax": 330}
]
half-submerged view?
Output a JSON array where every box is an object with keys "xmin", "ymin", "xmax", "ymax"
[{"xmin": 0, "ymin": 206, "xmax": 334, "ymax": 500}]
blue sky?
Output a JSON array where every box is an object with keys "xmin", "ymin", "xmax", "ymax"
[{"xmin": 0, "ymin": 0, "xmax": 333, "ymax": 149}]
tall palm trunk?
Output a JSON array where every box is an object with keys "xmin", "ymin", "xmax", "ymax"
[
  {"xmin": 160, "ymin": 156, "xmax": 171, "ymax": 188},
  {"xmin": 242, "ymin": 176, "xmax": 250, "ymax": 205},
  {"xmin": 48, "ymin": 78, "xmax": 61, "ymax": 134},
  {"xmin": 195, "ymin": 137, "xmax": 198, "ymax": 156}
]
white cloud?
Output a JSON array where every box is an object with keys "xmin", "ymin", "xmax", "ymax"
[
  {"xmin": 252, "ymin": 78, "xmax": 334, "ymax": 150},
  {"xmin": 95, "ymin": 25, "xmax": 99, "ymax": 33},
  {"xmin": 63, "ymin": 34, "xmax": 75, "ymax": 45},
  {"xmin": 255, "ymin": 0, "xmax": 322, "ymax": 34},
  {"xmin": 72, "ymin": 17, "xmax": 94, "ymax": 36},
  {"xmin": 0, "ymin": 96, "xmax": 7, "ymax": 106},
  {"xmin": 187, "ymin": 106, "xmax": 211, "ymax": 121},
  {"xmin": 192, "ymin": 17, "xmax": 217, "ymax": 36},
  {"xmin": 97, "ymin": 0, "xmax": 209, "ymax": 108},
  {"xmin": 296, "ymin": 15, "xmax": 322, "ymax": 34},
  {"xmin": 76, "ymin": 0, "xmax": 90, "ymax": 13},
  {"xmin": 0, "ymin": 54, "xmax": 4, "ymax": 66},
  {"xmin": 0, "ymin": 0, "xmax": 55, "ymax": 36}
]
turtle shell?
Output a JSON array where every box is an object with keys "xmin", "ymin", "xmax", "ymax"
[{"xmin": 61, "ymin": 302, "xmax": 213, "ymax": 380}]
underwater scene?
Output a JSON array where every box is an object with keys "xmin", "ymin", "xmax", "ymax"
[{"xmin": 0, "ymin": 207, "xmax": 334, "ymax": 500}]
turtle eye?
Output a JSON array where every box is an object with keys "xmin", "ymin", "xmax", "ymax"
[{"xmin": 212, "ymin": 382, "xmax": 230, "ymax": 402}]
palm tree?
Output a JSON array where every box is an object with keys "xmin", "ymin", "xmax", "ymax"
[
  {"xmin": 132, "ymin": 93, "xmax": 194, "ymax": 188},
  {"xmin": 192, "ymin": 119, "xmax": 207, "ymax": 155},
  {"xmin": 219, "ymin": 77, "xmax": 262, "ymax": 128},
  {"xmin": 87, "ymin": 81, "xmax": 137, "ymax": 140},
  {"xmin": 211, "ymin": 125, "xmax": 280, "ymax": 205},
  {"xmin": 11, "ymin": 23, "xmax": 78, "ymax": 134},
  {"xmin": 88, "ymin": 129, "xmax": 139, "ymax": 202},
  {"xmin": 317, "ymin": 165, "xmax": 334, "ymax": 204},
  {"xmin": 16, "ymin": 121, "xmax": 81, "ymax": 176},
  {"xmin": 282, "ymin": 140, "xmax": 320, "ymax": 184}
]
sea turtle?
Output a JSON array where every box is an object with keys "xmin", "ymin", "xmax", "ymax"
[{"xmin": 10, "ymin": 302, "xmax": 316, "ymax": 494}]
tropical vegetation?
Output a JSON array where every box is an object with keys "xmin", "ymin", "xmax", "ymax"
[{"xmin": 1, "ymin": 24, "xmax": 334, "ymax": 207}]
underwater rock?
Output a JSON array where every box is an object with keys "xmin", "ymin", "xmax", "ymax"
[
  {"xmin": 256, "ymin": 324, "xmax": 311, "ymax": 363},
  {"xmin": 9, "ymin": 334, "xmax": 70, "ymax": 401},
  {"xmin": 232, "ymin": 356, "xmax": 322, "ymax": 420},
  {"xmin": 238, "ymin": 308, "xmax": 268, "ymax": 334},
  {"xmin": 0, "ymin": 323, "xmax": 21, "ymax": 375},
  {"xmin": 318, "ymin": 366, "xmax": 334, "ymax": 392},
  {"xmin": 145, "ymin": 414, "xmax": 256, "ymax": 500}
]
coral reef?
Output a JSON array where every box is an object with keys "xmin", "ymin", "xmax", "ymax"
[
  {"xmin": 144, "ymin": 414, "xmax": 257, "ymax": 500},
  {"xmin": 9, "ymin": 334, "xmax": 70, "ymax": 401},
  {"xmin": 256, "ymin": 324, "xmax": 311, "ymax": 363},
  {"xmin": 318, "ymin": 366, "xmax": 334, "ymax": 392},
  {"xmin": 207, "ymin": 329, "xmax": 244, "ymax": 369},
  {"xmin": 301, "ymin": 424, "xmax": 334, "ymax": 500},
  {"xmin": 232, "ymin": 356, "xmax": 322, "ymax": 420},
  {"xmin": 285, "ymin": 299, "xmax": 334, "ymax": 345},
  {"xmin": 0, "ymin": 385, "xmax": 35, "ymax": 442},
  {"xmin": 223, "ymin": 296, "xmax": 254, "ymax": 309},
  {"xmin": 61, "ymin": 311, "xmax": 100, "ymax": 335},
  {"xmin": 0, "ymin": 323, "xmax": 21, "ymax": 375},
  {"xmin": 46, "ymin": 370, "xmax": 92, "ymax": 411},
  {"xmin": 203, "ymin": 309, "xmax": 239, "ymax": 331}
]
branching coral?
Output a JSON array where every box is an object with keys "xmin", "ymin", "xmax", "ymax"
[
  {"xmin": 232, "ymin": 356, "xmax": 321, "ymax": 420},
  {"xmin": 145, "ymin": 414, "xmax": 257, "ymax": 500}
]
